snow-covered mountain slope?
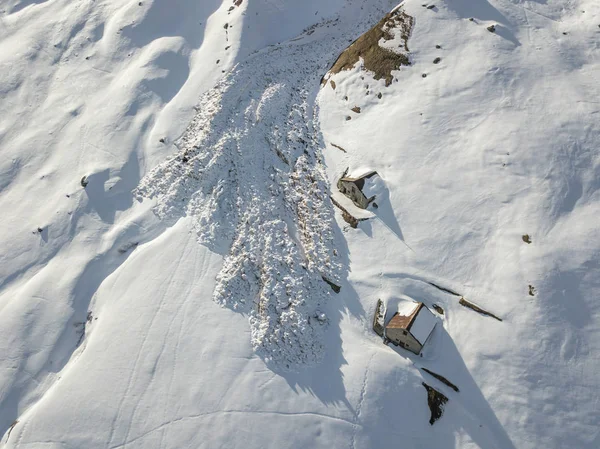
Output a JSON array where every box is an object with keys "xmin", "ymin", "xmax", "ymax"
[{"xmin": 1, "ymin": 0, "xmax": 599, "ymax": 448}]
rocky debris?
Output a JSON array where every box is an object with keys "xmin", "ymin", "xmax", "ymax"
[
  {"xmin": 322, "ymin": 276, "xmax": 341, "ymax": 293},
  {"xmin": 422, "ymin": 368, "xmax": 459, "ymax": 392},
  {"xmin": 330, "ymin": 80, "xmax": 336, "ymax": 89},
  {"xmin": 422, "ymin": 382, "xmax": 448, "ymax": 425},
  {"xmin": 118, "ymin": 242, "xmax": 139, "ymax": 254},
  {"xmin": 427, "ymin": 281, "xmax": 460, "ymax": 296},
  {"xmin": 6, "ymin": 420, "xmax": 19, "ymax": 443},
  {"xmin": 351, "ymin": 106, "xmax": 361, "ymax": 113},
  {"xmin": 459, "ymin": 297, "xmax": 503, "ymax": 321},
  {"xmin": 331, "ymin": 196, "xmax": 367, "ymax": 228},
  {"xmin": 330, "ymin": 143, "xmax": 347, "ymax": 153},
  {"xmin": 432, "ymin": 304, "xmax": 444, "ymax": 315}
]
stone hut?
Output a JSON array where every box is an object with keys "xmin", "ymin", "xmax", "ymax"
[
  {"xmin": 337, "ymin": 169, "xmax": 379, "ymax": 209},
  {"xmin": 386, "ymin": 301, "xmax": 437, "ymax": 355}
]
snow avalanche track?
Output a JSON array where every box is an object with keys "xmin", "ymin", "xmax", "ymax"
[
  {"xmin": 136, "ymin": 40, "xmax": 347, "ymax": 369},
  {"xmin": 1, "ymin": 0, "xmax": 600, "ymax": 448}
]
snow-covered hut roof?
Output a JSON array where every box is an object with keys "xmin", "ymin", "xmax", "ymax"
[
  {"xmin": 386, "ymin": 301, "xmax": 437, "ymax": 345},
  {"xmin": 339, "ymin": 170, "xmax": 378, "ymax": 190}
]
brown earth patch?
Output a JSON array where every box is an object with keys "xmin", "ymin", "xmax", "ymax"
[{"xmin": 322, "ymin": 8, "xmax": 413, "ymax": 87}]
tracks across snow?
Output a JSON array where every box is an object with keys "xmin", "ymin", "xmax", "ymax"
[{"xmin": 136, "ymin": 35, "xmax": 350, "ymax": 370}]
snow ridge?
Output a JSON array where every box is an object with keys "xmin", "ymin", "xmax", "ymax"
[{"xmin": 135, "ymin": 39, "xmax": 345, "ymax": 369}]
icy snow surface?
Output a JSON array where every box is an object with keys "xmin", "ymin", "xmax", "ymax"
[{"xmin": 1, "ymin": 0, "xmax": 600, "ymax": 448}]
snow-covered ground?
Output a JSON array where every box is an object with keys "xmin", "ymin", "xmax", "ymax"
[{"xmin": 1, "ymin": 0, "xmax": 599, "ymax": 448}]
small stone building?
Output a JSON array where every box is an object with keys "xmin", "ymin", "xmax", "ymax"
[
  {"xmin": 385, "ymin": 301, "xmax": 437, "ymax": 355},
  {"xmin": 337, "ymin": 170, "xmax": 379, "ymax": 209}
]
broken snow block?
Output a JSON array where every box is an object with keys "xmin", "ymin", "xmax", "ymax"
[{"xmin": 422, "ymin": 382, "xmax": 448, "ymax": 425}]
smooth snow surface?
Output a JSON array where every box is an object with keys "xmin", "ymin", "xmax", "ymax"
[
  {"xmin": 1, "ymin": 0, "xmax": 600, "ymax": 448},
  {"xmin": 410, "ymin": 306, "xmax": 437, "ymax": 346}
]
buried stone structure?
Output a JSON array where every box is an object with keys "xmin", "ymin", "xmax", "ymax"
[{"xmin": 337, "ymin": 168, "xmax": 380, "ymax": 209}]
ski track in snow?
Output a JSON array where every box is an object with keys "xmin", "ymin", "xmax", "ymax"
[{"xmin": 135, "ymin": 24, "xmax": 360, "ymax": 369}]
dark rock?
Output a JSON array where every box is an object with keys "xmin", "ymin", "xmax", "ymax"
[
  {"xmin": 322, "ymin": 276, "xmax": 341, "ymax": 293},
  {"xmin": 487, "ymin": 24, "xmax": 496, "ymax": 32},
  {"xmin": 80, "ymin": 176, "xmax": 89, "ymax": 187},
  {"xmin": 459, "ymin": 297, "xmax": 503, "ymax": 321},
  {"xmin": 422, "ymin": 368, "xmax": 459, "ymax": 392},
  {"xmin": 427, "ymin": 281, "xmax": 460, "ymax": 296},
  {"xmin": 433, "ymin": 57, "xmax": 441, "ymax": 64},
  {"xmin": 422, "ymin": 383, "xmax": 448, "ymax": 425}
]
